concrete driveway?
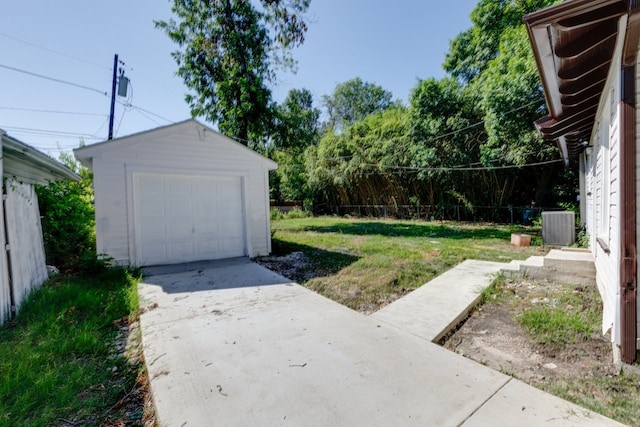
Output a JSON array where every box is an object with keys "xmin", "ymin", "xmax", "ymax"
[{"xmin": 139, "ymin": 258, "xmax": 623, "ymax": 426}]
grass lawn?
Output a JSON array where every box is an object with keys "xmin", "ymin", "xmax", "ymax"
[
  {"xmin": 0, "ymin": 268, "xmax": 147, "ymax": 427},
  {"xmin": 269, "ymin": 216, "xmax": 546, "ymax": 312}
]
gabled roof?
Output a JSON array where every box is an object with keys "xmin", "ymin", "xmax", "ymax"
[
  {"xmin": 1, "ymin": 130, "xmax": 80, "ymax": 185},
  {"xmin": 524, "ymin": 0, "xmax": 630, "ymax": 160},
  {"xmin": 73, "ymin": 119, "xmax": 277, "ymax": 170}
]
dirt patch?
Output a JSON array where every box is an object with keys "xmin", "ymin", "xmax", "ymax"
[
  {"xmin": 444, "ymin": 292, "xmax": 614, "ymax": 381},
  {"xmin": 257, "ymin": 251, "xmax": 314, "ymax": 282},
  {"xmin": 256, "ymin": 252, "xmax": 413, "ymax": 313},
  {"xmin": 442, "ymin": 277, "xmax": 640, "ymax": 426},
  {"xmin": 102, "ymin": 318, "xmax": 156, "ymax": 427}
]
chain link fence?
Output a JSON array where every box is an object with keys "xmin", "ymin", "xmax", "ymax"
[{"xmin": 332, "ymin": 204, "xmax": 565, "ymax": 225}]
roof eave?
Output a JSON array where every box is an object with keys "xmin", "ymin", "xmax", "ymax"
[
  {"xmin": 74, "ymin": 119, "xmax": 278, "ymax": 171},
  {"xmin": 1, "ymin": 131, "xmax": 81, "ymax": 183},
  {"xmin": 524, "ymin": 0, "xmax": 628, "ymax": 161}
]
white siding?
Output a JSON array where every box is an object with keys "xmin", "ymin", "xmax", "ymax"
[
  {"xmin": 636, "ymin": 51, "xmax": 640, "ymax": 350},
  {"xmin": 4, "ymin": 180, "xmax": 48, "ymax": 313},
  {"xmin": 0, "ymin": 139, "xmax": 10, "ymax": 323},
  {"xmin": 589, "ymin": 49, "xmax": 622, "ymax": 344},
  {"xmin": 82, "ymin": 121, "xmax": 274, "ymax": 266}
]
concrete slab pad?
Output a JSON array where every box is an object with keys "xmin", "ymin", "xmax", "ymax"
[
  {"xmin": 461, "ymin": 379, "xmax": 626, "ymax": 427},
  {"xmin": 545, "ymin": 249, "xmax": 594, "ymax": 263},
  {"xmin": 370, "ymin": 260, "xmax": 505, "ymax": 342},
  {"xmin": 139, "ymin": 261, "xmax": 510, "ymax": 427}
]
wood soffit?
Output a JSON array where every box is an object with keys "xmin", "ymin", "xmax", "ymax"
[{"xmin": 525, "ymin": 0, "xmax": 628, "ymax": 158}]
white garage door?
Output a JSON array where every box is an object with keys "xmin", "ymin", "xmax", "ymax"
[{"xmin": 133, "ymin": 173, "xmax": 245, "ymax": 265}]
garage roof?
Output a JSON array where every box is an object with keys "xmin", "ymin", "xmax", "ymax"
[
  {"xmin": 524, "ymin": 0, "xmax": 628, "ymax": 160},
  {"xmin": 74, "ymin": 119, "xmax": 277, "ymax": 170}
]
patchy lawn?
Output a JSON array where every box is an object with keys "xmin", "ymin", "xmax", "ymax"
[
  {"xmin": 258, "ymin": 216, "xmax": 545, "ymax": 312},
  {"xmin": 442, "ymin": 276, "xmax": 640, "ymax": 427},
  {"xmin": 259, "ymin": 216, "xmax": 639, "ymax": 425},
  {"xmin": 0, "ymin": 269, "xmax": 154, "ymax": 427}
]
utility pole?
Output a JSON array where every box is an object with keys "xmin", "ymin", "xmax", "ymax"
[{"xmin": 108, "ymin": 54, "xmax": 118, "ymax": 140}]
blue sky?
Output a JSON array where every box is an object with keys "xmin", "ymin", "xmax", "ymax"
[{"xmin": 0, "ymin": 0, "xmax": 477, "ymax": 156}]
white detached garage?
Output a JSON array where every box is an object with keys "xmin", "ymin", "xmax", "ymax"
[{"xmin": 74, "ymin": 119, "xmax": 277, "ymax": 266}]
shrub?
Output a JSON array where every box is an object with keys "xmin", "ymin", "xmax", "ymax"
[
  {"xmin": 270, "ymin": 207, "xmax": 312, "ymax": 220},
  {"xmin": 284, "ymin": 207, "xmax": 311, "ymax": 219},
  {"xmin": 270, "ymin": 207, "xmax": 285, "ymax": 220},
  {"xmin": 36, "ymin": 167, "xmax": 94, "ymax": 273}
]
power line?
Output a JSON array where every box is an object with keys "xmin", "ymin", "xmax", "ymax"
[
  {"xmin": 133, "ymin": 109, "xmax": 165, "ymax": 126},
  {"xmin": 89, "ymin": 116, "xmax": 111, "ymax": 140},
  {"xmin": 356, "ymin": 158, "xmax": 564, "ymax": 173},
  {"xmin": 0, "ymin": 63, "xmax": 108, "ymax": 96},
  {"xmin": 0, "ymin": 106, "xmax": 106, "ymax": 117},
  {"xmin": 0, "ymin": 125, "xmax": 102, "ymax": 139},
  {"xmin": 422, "ymin": 99, "xmax": 545, "ymax": 142},
  {"xmin": 0, "ymin": 62, "xmax": 175, "ymax": 132},
  {"xmin": 119, "ymin": 101, "xmax": 173, "ymax": 123},
  {"xmin": 451, "ymin": 146, "xmax": 559, "ymax": 168},
  {"xmin": 0, "ymin": 32, "xmax": 110, "ymax": 71}
]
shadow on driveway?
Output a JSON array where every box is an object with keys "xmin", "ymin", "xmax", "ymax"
[{"xmin": 140, "ymin": 257, "xmax": 292, "ymax": 294}]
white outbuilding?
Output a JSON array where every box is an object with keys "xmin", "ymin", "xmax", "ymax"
[{"xmin": 74, "ymin": 119, "xmax": 277, "ymax": 267}]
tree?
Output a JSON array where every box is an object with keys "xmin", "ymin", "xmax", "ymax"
[
  {"xmin": 408, "ymin": 77, "xmax": 490, "ymax": 208},
  {"xmin": 306, "ymin": 107, "xmax": 412, "ymax": 210},
  {"xmin": 441, "ymin": 0, "xmax": 565, "ymax": 206},
  {"xmin": 322, "ymin": 78, "xmax": 393, "ymax": 132},
  {"xmin": 476, "ymin": 25, "xmax": 559, "ymax": 205},
  {"xmin": 273, "ymin": 88, "xmax": 321, "ymax": 151},
  {"xmin": 443, "ymin": 0, "xmax": 558, "ymax": 84},
  {"xmin": 156, "ymin": 0, "xmax": 310, "ymax": 147},
  {"xmin": 270, "ymin": 88, "xmax": 321, "ymax": 203}
]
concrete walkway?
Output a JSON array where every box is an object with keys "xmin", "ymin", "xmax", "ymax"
[{"xmin": 139, "ymin": 258, "xmax": 625, "ymax": 426}]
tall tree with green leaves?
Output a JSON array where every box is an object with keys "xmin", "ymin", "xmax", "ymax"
[
  {"xmin": 156, "ymin": 0, "xmax": 310, "ymax": 147},
  {"xmin": 273, "ymin": 88, "xmax": 321, "ymax": 151},
  {"xmin": 270, "ymin": 88, "xmax": 321, "ymax": 203},
  {"xmin": 443, "ymin": 0, "xmax": 557, "ymax": 83},
  {"xmin": 306, "ymin": 106, "xmax": 412, "ymax": 209},
  {"xmin": 441, "ymin": 0, "xmax": 565, "ymax": 206},
  {"xmin": 322, "ymin": 78, "xmax": 394, "ymax": 132}
]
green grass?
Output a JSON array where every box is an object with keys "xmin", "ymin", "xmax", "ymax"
[
  {"xmin": 544, "ymin": 373, "xmax": 640, "ymax": 426},
  {"xmin": 270, "ymin": 216, "xmax": 543, "ymax": 312},
  {"xmin": 517, "ymin": 284, "xmax": 600, "ymax": 346},
  {"xmin": 479, "ymin": 277, "xmax": 640, "ymax": 426},
  {"xmin": 0, "ymin": 268, "xmax": 142, "ymax": 427}
]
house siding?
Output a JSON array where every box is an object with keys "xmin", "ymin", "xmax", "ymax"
[
  {"xmin": 0, "ymin": 140, "xmax": 9, "ymax": 323},
  {"xmin": 4, "ymin": 179, "xmax": 48, "ymax": 313},
  {"xmin": 589, "ymin": 47, "xmax": 623, "ymax": 345},
  {"xmin": 636, "ymin": 50, "xmax": 640, "ymax": 350},
  {"xmin": 85, "ymin": 122, "xmax": 273, "ymax": 266}
]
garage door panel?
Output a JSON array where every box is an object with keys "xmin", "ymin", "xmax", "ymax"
[
  {"xmin": 169, "ymin": 222, "xmax": 194, "ymax": 240},
  {"xmin": 138, "ymin": 176, "xmax": 164, "ymax": 194},
  {"xmin": 138, "ymin": 197, "xmax": 165, "ymax": 217},
  {"xmin": 166, "ymin": 198, "xmax": 193, "ymax": 218},
  {"xmin": 141, "ymin": 242, "xmax": 167, "ymax": 261},
  {"xmin": 219, "ymin": 220, "xmax": 240, "ymax": 232},
  {"xmin": 140, "ymin": 222, "xmax": 166, "ymax": 242},
  {"xmin": 194, "ymin": 239, "xmax": 217, "ymax": 256},
  {"xmin": 196, "ymin": 220, "xmax": 217, "ymax": 236},
  {"xmin": 218, "ymin": 182, "xmax": 240, "ymax": 197},
  {"xmin": 194, "ymin": 198, "xmax": 218, "ymax": 217},
  {"xmin": 168, "ymin": 241, "xmax": 194, "ymax": 259},
  {"xmin": 167, "ymin": 179, "xmax": 191, "ymax": 195},
  {"xmin": 218, "ymin": 238, "xmax": 245, "ymax": 258},
  {"xmin": 193, "ymin": 181, "xmax": 213, "ymax": 195},
  {"xmin": 134, "ymin": 173, "xmax": 245, "ymax": 265}
]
